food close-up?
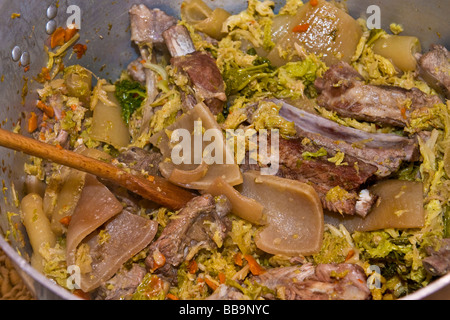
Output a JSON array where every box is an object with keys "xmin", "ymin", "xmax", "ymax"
[{"xmin": 0, "ymin": 0, "xmax": 449, "ymax": 301}]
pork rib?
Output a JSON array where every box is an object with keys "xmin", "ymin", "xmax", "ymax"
[
  {"xmin": 276, "ymin": 99, "xmax": 419, "ymax": 177},
  {"xmin": 163, "ymin": 25, "xmax": 227, "ymax": 115},
  {"xmin": 315, "ymin": 62, "xmax": 442, "ymax": 127},
  {"xmin": 275, "ymin": 136, "xmax": 378, "ymax": 216}
]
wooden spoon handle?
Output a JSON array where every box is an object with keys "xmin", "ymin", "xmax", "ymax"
[{"xmin": 0, "ymin": 128, "xmax": 195, "ymax": 210}]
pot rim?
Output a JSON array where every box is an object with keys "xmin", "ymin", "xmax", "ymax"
[{"xmin": 2, "ymin": 235, "xmax": 448, "ymax": 300}]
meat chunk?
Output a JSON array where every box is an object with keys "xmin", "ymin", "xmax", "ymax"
[
  {"xmin": 145, "ymin": 195, "xmax": 231, "ymax": 283},
  {"xmin": 277, "ymin": 99, "xmax": 419, "ymax": 177},
  {"xmin": 423, "ymin": 238, "xmax": 450, "ymax": 276},
  {"xmin": 418, "ymin": 44, "xmax": 450, "ymax": 99},
  {"xmin": 206, "ymin": 285, "xmax": 245, "ymax": 300},
  {"xmin": 93, "ymin": 264, "xmax": 146, "ymax": 300},
  {"xmin": 313, "ymin": 263, "xmax": 370, "ymax": 300},
  {"xmin": 129, "ymin": 5, "xmax": 177, "ymax": 47},
  {"xmin": 315, "ymin": 62, "xmax": 443, "ymax": 127},
  {"xmin": 116, "ymin": 147, "xmax": 162, "ymax": 177},
  {"xmin": 253, "ymin": 263, "xmax": 370, "ymax": 300},
  {"xmin": 171, "ymin": 51, "xmax": 227, "ymax": 114},
  {"xmin": 275, "ymin": 137, "xmax": 378, "ymax": 216},
  {"xmin": 163, "ymin": 25, "xmax": 227, "ymax": 115},
  {"xmin": 239, "ymin": 130, "xmax": 378, "ymax": 216}
]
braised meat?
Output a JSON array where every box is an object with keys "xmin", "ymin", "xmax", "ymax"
[
  {"xmin": 94, "ymin": 264, "xmax": 147, "ymax": 300},
  {"xmin": 129, "ymin": 5, "xmax": 177, "ymax": 47},
  {"xmin": 418, "ymin": 44, "xmax": 450, "ymax": 99},
  {"xmin": 423, "ymin": 238, "xmax": 450, "ymax": 277},
  {"xmin": 315, "ymin": 62, "xmax": 442, "ymax": 127},
  {"xmin": 116, "ymin": 147, "xmax": 162, "ymax": 177},
  {"xmin": 163, "ymin": 25, "xmax": 227, "ymax": 115},
  {"xmin": 277, "ymin": 99, "xmax": 419, "ymax": 177},
  {"xmin": 276, "ymin": 136, "xmax": 378, "ymax": 216},
  {"xmin": 253, "ymin": 263, "xmax": 370, "ymax": 300},
  {"xmin": 145, "ymin": 194, "xmax": 231, "ymax": 283}
]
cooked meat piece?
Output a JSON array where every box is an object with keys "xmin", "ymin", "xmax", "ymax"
[
  {"xmin": 239, "ymin": 133, "xmax": 378, "ymax": 216},
  {"xmin": 313, "ymin": 263, "xmax": 370, "ymax": 300},
  {"xmin": 418, "ymin": 44, "xmax": 450, "ymax": 99},
  {"xmin": 206, "ymin": 285, "xmax": 245, "ymax": 300},
  {"xmin": 253, "ymin": 263, "xmax": 370, "ymax": 300},
  {"xmin": 163, "ymin": 25, "xmax": 227, "ymax": 115},
  {"xmin": 315, "ymin": 62, "xmax": 443, "ymax": 127},
  {"xmin": 93, "ymin": 264, "xmax": 146, "ymax": 300},
  {"xmin": 255, "ymin": 264, "xmax": 316, "ymax": 290},
  {"xmin": 423, "ymin": 238, "xmax": 450, "ymax": 276},
  {"xmin": 129, "ymin": 5, "xmax": 177, "ymax": 47},
  {"xmin": 145, "ymin": 194, "xmax": 231, "ymax": 283},
  {"xmin": 171, "ymin": 51, "xmax": 227, "ymax": 114},
  {"xmin": 277, "ymin": 137, "xmax": 378, "ymax": 216},
  {"xmin": 276, "ymin": 99, "xmax": 420, "ymax": 177},
  {"xmin": 162, "ymin": 24, "xmax": 196, "ymax": 58},
  {"xmin": 116, "ymin": 147, "xmax": 162, "ymax": 177}
]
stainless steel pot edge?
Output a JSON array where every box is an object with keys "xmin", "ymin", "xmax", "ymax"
[
  {"xmin": 0, "ymin": 236, "xmax": 79, "ymax": 300},
  {"xmin": 0, "ymin": 0, "xmax": 449, "ymax": 300}
]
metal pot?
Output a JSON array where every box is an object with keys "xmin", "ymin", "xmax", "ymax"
[{"xmin": 0, "ymin": 0, "xmax": 448, "ymax": 300}]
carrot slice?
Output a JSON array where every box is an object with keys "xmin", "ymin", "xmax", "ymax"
[
  {"xmin": 188, "ymin": 260, "xmax": 198, "ymax": 274},
  {"xmin": 166, "ymin": 293, "xmax": 179, "ymax": 300},
  {"xmin": 65, "ymin": 27, "xmax": 78, "ymax": 42},
  {"xmin": 234, "ymin": 252, "xmax": 243, "ymax": 266},
  {"xmin": 205, "ymin": 278, "xmax": 218, "ymax": 291},
  {"xmin": 50, "ymin": 27, "xmax": 66, "ymax": 49},
  {"xmin": 244, "ymin": 255, "xmax": 266, "ymax": 276},
  {"xmin": 37, "ymin": 101, "xmax": 54, "ymax": 118},
  {"xmin": 293, "ymin": 23, "xmax": 310, "ymax": 33},
  {"xmin": 28, "ymin": 112, "xmax": 38, "ymax": 133},
  {"xmin": 59, "ymin": 215, "xmax": 72, "ymax": 226},
  {"xmin": 218, "ymin": 272, "xmax": 226, "ymax": 284}
]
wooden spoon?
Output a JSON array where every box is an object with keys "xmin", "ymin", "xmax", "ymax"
[{"xmin": 0, "ymin": 128, "xmax": 195, "ymax": 210}]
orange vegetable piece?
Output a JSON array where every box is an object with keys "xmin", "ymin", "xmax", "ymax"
[
  {"xmin": 28, "ymin": 112, "xmax": 38, "ymax": 133},
  {"xmin": 65, "ymin": 27, "xmax": 78, "ymax": 42},
  {"xmin": 310, "ymin": 0, "xmax": 319, "ymax": 6},
  {"xmin": 73, "ymin": 289, "xmax": 90, "ymax": 300},
  {"xmin": 234, "ymin": 252, "xmax": 243, "ymax": 266},
  {"xmin": 37, "ymin": 101, "xmax": 54, "ymax": 118},
  {"xmin": 188, "ymin": 260, "xmax": 198, "ymax": 274},
  {"xmin": 59, "ymin": 215, "xmax": 72, "ymax": 226},
  {"xmin": 205, "ymin": 278, "xmax": 218, "ymax": 291},
  {"xmin": 39, "ymin": 67, "xmax": 51, "ymax": 81},
  {"xmin": 50, "ymin": 27, "xmax": 66, "ymax": 49},
  {"xmin": 166, "ymin": 293, "xmax": 179, "ymax": 300},
  {"xmin": 293, "ymin": 23, "xmax": 310, "ymax": 33},
  {"xmin": 244, "ymin": 255, "xmax": 266, "ymax": 276},
  {"xmin": 218, "ymin": 272, "xmax": 226, "ymax": 284},
  {"xmin": 73, "ymin": 44, "xmax": 87, "ymax": 59}
]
